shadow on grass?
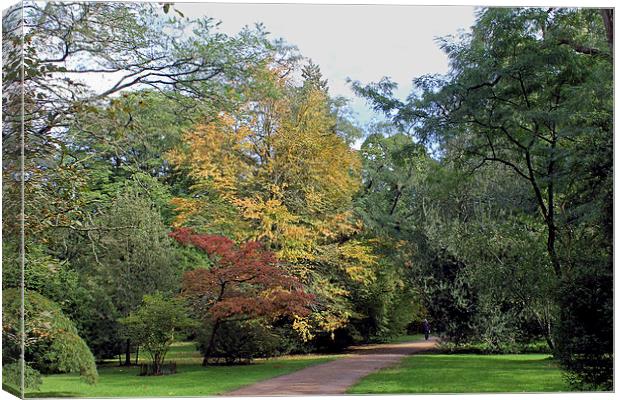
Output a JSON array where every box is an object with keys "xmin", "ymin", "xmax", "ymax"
[
  {"xmin": 348, "ymin": 354, "xmax": 569, "ymax": 394},
  {"xmin": 26, "ymin": 392, "xmax": 81, "ymax": 398}
]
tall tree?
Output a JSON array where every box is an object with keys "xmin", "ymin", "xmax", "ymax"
[
  {"xmin": 355, "ymin": 8, "xmax": 612, "ymax": 279},
  {"xmin": 2, "ymin": 1, "xmax": 288, "ymax": 243},
  {"xmin": 352, "ymin": 7, "xmax": 612, "ymax": 388},
  {"xmin": 170, "ymin": 228, "xmax": 314, "ymax": 365},
  {"xmin": 77, "ymin": 177, "xmax": 179, "ymax": 365},
  {"xmin": 168, "ymin": 65, "xmax": 367, "ymax": 341}
]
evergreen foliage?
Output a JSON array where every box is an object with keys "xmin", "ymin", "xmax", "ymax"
[{"xmin": 1, "ymin": 3, "xmax": 612, "ymax": 391}]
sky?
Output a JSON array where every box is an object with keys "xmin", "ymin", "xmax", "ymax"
[{"xmin": 174, "ymin": 2, "xmax": 477, "ymax": 126}]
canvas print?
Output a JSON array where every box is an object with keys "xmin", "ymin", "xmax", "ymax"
[{"xmin": 2, "ymin": 1, "xmax": 614, "ymax": 397}]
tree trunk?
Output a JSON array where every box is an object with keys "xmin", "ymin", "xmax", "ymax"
[
  {"xmin": 154, "ymin": 354, "xmax": 161, "ymax": 375},
  {"xmin": 546, "ymin": 132, "xmax": 561, "ymax": 278},
  {"xmin": 600, "ymin": 9, "xmax": 614, "ymax": 53},
  {"xmin": 533, "ymin": 309, "xmax": 555, "ymax": 351},
  {"xmin": 124, "ymin": 338, "xmax": 132, "ymax": 366},
  {"xmin": 203, "ymin": 282, "xmax": 227, "ymax": 366},
  {"xmin": 202, "ymin": 320, "xmax": 221, "ymax": 366},
  {"xmin": 545, "ymin": 322, "xmax": 555, "ymax": 351},
  {"xmin": 389, "ymin": 186, "xmax": 402, "ymax": 215}
]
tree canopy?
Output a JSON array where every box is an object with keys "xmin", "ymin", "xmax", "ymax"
[{"xmin": 2, "ymin": 3, "xmax": 613, "ymax": 391}]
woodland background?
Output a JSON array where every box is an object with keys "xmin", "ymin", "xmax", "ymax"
[{"xmin": 2, "ymin": 2, "xmax": 613, "ymax": 393}]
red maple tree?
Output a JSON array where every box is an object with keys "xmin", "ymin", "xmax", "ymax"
[{"xmin": 169, "ymin": 228, "xmax": 314, "ymax": 364}]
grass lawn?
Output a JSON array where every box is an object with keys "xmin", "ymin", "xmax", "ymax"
[
  {"xmin": 390, "ymin": 334, "xmax": 425, "ymax": 343},
  {"xmin": 347, "ymin": 353, "xmax": 571, "ymax": 394},
  {"xmin": 26, "ymin": 342, "xmax": 337, "ymax": 398}
]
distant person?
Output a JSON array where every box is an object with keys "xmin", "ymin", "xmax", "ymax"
[{"xmin": 422, "ymin": 319, "xmax": 431, "ymax": 340}]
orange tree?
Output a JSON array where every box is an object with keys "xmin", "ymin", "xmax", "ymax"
[
  {"xmin": 167, "ymin": 64, "xmax": 379, "ymax": 344},
  {"xmin": 170, "ymin": 228, "xmax": 314, "ymax": 365}
]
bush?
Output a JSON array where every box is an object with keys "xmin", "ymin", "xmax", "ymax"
[
  {"xmin": 554, "ymin": 266, "xmax": 613, "ymax": 390},
  {"xmin": 438, "ymin": 340, "xmax": 551, "ymax": 355},
  {"xmin": 2, "ymin": 288, "xmax": 98, "ymax": 384},
  {"xmin": 2, "ymin": 361, "xmax": 43, "ymax": 392},
  {"xmin": 423, "ymin": 256, "xmax": 478, "ymax": 344},
  {"xmin": 311, "ymin": 327, "xmax": 357, "ymax": 352},
  {"xmin": 199, "ymin": 320, "xmax": 280, "ymax": 364},
  {"xmin": 349, "ymin": 259, "xmax": 420, "ymax": 343},
  {"xmin": 269, "ymin": 319, "xmax": 317, "ymax": 355},
  {"xmin": 119, "ymin": 293, "xmax": 196, "ymax": 375}
]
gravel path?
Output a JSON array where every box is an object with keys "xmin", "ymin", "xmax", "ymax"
[{"xmin": 226, "ymin": 337, "xmax": 438, "ymax": 396}]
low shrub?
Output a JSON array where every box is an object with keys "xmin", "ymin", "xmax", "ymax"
[
  {"xmin": 200, "ymin": 320, "xmax": 280, "ymax": 364},
  {"xmin": 2, "ymin": 361, "xmax": 43, "ymax": 392},
  {"xmin": 139, "ymin": 362, "xmax": 177, "ymax": 376},
  {"xmin": 438, "ymin": 340, "xmax": 551, "ymax": 355}
]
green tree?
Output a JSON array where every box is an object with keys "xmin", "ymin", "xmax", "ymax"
[
  {"xmin": 78, "ymin": 177, "xmax": 180, "ymax": 365},
  {"xmin": 2, "ymin": 1, "xmax": 290, "ymax": 244},
  {"xmin": 2, "ymin": 242, "xmax": 123, "ymax": 361},
  {"xmin": 352, "ymin": 7, "xmax": 612, "ymax": 388},
  {"xmin": 119, "ymin": 293, "xmax": 196, "ymax": 375},
  {"xmin": 169, "ymin": 64, "xmax": 366, "ymax": 344},
  {"xmin": 2, "ymin": 289, "xmax": 98, "ymax": 386}
]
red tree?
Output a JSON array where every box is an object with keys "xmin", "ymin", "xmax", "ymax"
[{"xmin": 169, "ymin": 228, "xmax": 314, "ymax": 364}]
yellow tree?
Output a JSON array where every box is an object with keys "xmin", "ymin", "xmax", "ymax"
[{"xmin": 169, "ymin": 64, "xmax": 377, "ymax": 339}]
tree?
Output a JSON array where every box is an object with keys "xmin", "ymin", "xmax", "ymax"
[
  {"xmin": 2, "ymin": 1, "xmax": 289, "ymax": 244},
  {"xmin": 301, "ymin": 60, "xmax": 328, "ymax": 93},
  {"xmin": 2, "ymin": 289, "xmax": 98, "ymax": 387},
  {"xmin": 356, "ymin": 127, "xmax": 428, "ymax": 238},
  {"xmin": 355, "ymin": 8, "xmax": 611, "ymax": 279},
  {"xmin": 119, "ymin": 293, "xmax": 196, "ymax": 375},
  {"xmin": 2, "ymin": 241, "xmax": 124, "ymax": 362},
  {"xmin": 170, "ymin": 228, "xmax": 314, "ymax": 365},
  {"xmin": 15, "ymin": 1, "xmax": 277, "ymax": 134},
  {"xmin": 352, "ymin": 7, "xmax": 612, "ymax": 388},
  {"xmin": 168, "ymin": 64, "xmax": 366, "ymax": 343},
  {"xmin": 76, "ymin": 177, "xmax": 180, "ymax": 365}
]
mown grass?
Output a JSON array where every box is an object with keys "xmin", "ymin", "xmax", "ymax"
[
  {"xmin": 25, "ymin": 340, "xmax": 572, "ymax": 397},
  {"xmin": 390, "ymin": 334, "xmax": 425, "ymax": 343},
  {"xmin": 26, "ymin": 342, "xmax": 337, "ymax": 398},
  {"xmin": 348, "ymin": 353, "xmax": 571, "ymax": 394}
]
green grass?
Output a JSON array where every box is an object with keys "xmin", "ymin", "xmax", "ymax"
[
  {"xmin": 390, "ymin": 334, "xmax": 425, "ymax": 343},
  {"xmin": 98, "ymin": 341, "xmax": 203, "ymax": 367},
  {"xmin": 26, "ymin": 342, "xmax": 337, "ymax": 398},
  {"xmin": 348, "ymin": 353, "xmax": 571, "ymax": 394},
  {"xmin": 25, "ymin": 340, "xmax": 571, "ymax": 397}
]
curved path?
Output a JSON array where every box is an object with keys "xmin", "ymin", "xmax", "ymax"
[{"xmin": 226, "ymin": 337, "xmax": 438, "ymax": 396}]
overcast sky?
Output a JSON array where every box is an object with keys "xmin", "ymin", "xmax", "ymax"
[{"xmin": 175, "ymin": 3, "xmax": 477, "ymax": 126}]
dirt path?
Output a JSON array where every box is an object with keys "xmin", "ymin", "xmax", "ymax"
[{"xmin": 226, "ymin": 337, "xmax": 438, "ymax": 396}]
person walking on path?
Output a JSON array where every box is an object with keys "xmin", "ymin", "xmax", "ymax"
[
  {"xmin": 227, "ymin": 337, "xmax": 438, "ymax": 395},
  {"xmin": 422, "ymin": 319, "xmax": 431, "ymax": 340}
]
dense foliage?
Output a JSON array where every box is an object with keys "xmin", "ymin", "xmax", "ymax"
[
  {"xmin": 2, "ymin": 289, "xmax": 98, "ymax": 384},
  {"xmin": 119, "ymin": 293, "xmax": 196, "ymax": 374},
  {"xmin": 2, "ymin": 2, "xmax": 612, "ymax": 392},
  {"xmin": 171, "ymin": 228, "xmax": 314, "ymax": 364},
  {"xmin": 352, "ymin": 7, "xmax": 613, "ymax": 390}
]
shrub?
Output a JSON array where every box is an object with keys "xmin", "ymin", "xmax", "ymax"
[
  {"xmin": 2, "ymin": 361, "xmax": 43, "ymax": 393},
  {"xmin": 554, "ymin": 267, "xmax": 613, "ymax": 390},
  {"xmin": 2, "ymin": 288, "xmax": 98, "ymax": 384},
  {"xmin": 119, "ymin": 293, "xmax": 197, "ymax": 375},
  {"xmin": 199, "ymin": 320, "xmax": 280, "ymax": 364}
]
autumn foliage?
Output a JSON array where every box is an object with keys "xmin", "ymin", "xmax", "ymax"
[
  {"xmin": 167, "ymin": 67, "xmax": 373, "ymax": 340},
  {"xmin": 170, "ymin": 228, "xmax": 314, "ymax": 321}
]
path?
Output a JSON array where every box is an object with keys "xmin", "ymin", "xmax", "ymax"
[{"xmin": 226, "ymin": 337, "xmax": 438, "ymax": 396}]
